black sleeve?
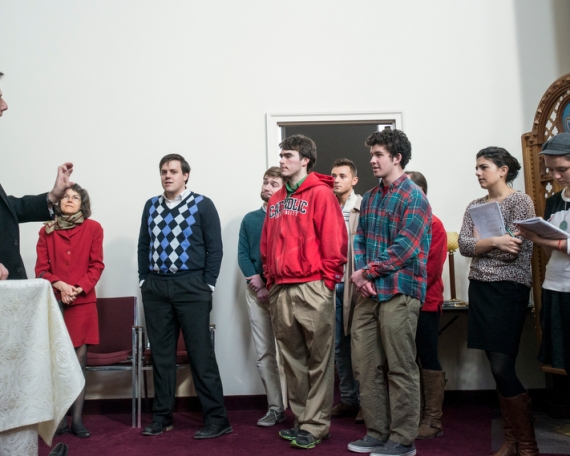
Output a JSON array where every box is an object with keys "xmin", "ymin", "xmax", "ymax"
[
  {"xmin": 544, "ymin": 192, "xmax": 557, "ymax": 220},
  {"xmin": 137, "ymin": 201, "xmax": 151, "ymax": 281},
  {"xmin": 7, "ymin": 192, "xmax": 51, "ymax": 223},
  {"xmin": 201, "ymin": 197, "xmax": 223, "ymax": 287}
]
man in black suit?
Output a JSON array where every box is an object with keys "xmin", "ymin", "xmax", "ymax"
[{"xmin": 0, "ymin": 72, "xmax": 74, "ymax": 281}]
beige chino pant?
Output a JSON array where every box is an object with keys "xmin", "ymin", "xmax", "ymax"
[
  {"xmin": 245, "ymin": 287, "xmax": 284, "ymax": 413},
  {"xmin": 270, "ymin": 280, "xmax": 335, "ymax": 439},
  {"xmin": 351, "ymin": 293, "xmax": 421, "ymax": 445}
]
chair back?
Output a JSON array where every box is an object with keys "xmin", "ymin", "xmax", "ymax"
[{"xmin": 87, "ymin": 296, "xmax": 137, "ymax": 366}]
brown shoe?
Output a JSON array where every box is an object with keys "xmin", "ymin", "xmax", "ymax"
[
  {"xmin": 509, "ymin": 392, "xmax": 538, "ymax": 456},
  {"xmin": 331, "ymin": 401, "xmax": 359, "ymax": 417},
  {"xmin": 417, "ymin": 370, "xmax": 445, "ymax": 439},
  {"xmin": 493, "ymin": 392, "xmax": 517, "ymax": 456}
]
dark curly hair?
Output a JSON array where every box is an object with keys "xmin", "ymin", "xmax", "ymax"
[
  {"xmin": 57, "ymin": 184, "xmax": 92, "ymax": 218},
  {"xmin": 365, "ymin": 129, "xmax": 412, "ymax": 169},
  {"xmin": 476, "ymin": 147, "xmax": 521, "ymax": 184},
  {"xmin": 279, "ymin": 134, "xmax": 317, "ymax": 171}
]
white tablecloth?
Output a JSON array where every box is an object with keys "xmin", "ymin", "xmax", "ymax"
[{"xmin": 0, "ymin": 279, "xmax": 84, "ymax": 447}]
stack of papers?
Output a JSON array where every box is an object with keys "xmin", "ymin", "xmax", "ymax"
[{"xmin": 513, "ymin": 217, "xmax": 570, "ymax": 240}]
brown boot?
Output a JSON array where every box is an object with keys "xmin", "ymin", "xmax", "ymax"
[
  {"xmin": 494, "ymin": 392, "xmax": 517, "ymax": 456},
  {"xmin": 508, "ymin": 392, "xmax": 539, "ymax": 456},
  {"xmin": 417, "ymin": 370, "xmax": 445, "ymax": 439}
]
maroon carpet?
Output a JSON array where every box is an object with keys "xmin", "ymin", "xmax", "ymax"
[{"xmin": 37, "ymin": 403, "xmax": 561, "ymax": 456}]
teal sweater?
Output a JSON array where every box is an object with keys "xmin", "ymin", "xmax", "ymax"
[{"xmin": 238, "ymin": 207, "xmax": 265, "ymax": 278}]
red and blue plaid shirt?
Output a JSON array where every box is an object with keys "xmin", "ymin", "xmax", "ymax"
[{"xmin": 354, "ymin": 173, "xmax": 432, "ymax": 303}]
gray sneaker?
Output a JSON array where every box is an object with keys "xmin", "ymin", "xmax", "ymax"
[
  {"xmin": 348, "ymin": 435, "xmax": 386, "ymax": 453},
  {"xmin": 371, "ymin": 439, "xmax": 416, "ymax": 456},
  {"xmin": 257, "ymin": 409, "xmax": 286, "ymax": 427}
]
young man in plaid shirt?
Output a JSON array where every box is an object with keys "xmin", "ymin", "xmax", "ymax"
[{"xmin": 347, "ymin": 129, "xmax": 431, "ymax": 456}]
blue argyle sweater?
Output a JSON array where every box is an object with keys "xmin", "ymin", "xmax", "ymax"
[{"xmin": 137, "ymin": 192, "xmax": 223, "ymax": 286}]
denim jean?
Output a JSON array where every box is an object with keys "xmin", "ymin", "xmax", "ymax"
[{"xmin": 335, "ymin": 283, "xmax": 359, "ymax": 406}]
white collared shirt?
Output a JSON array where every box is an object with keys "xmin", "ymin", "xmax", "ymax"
[{"xmin": 163, "ymin": 187, "xmax": 191, "ymax": 210}]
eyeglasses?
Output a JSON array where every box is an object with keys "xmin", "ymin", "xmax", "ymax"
[{"xmin": 62, "ymin": 195, "xmax": 81, "ymax": 201}]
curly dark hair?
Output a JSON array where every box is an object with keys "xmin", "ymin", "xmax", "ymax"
[
  {"xmin": 279, "ymin": 135, "xmax": 317, "ymax": 171},
  {"xmin": 365, "ymin": 129, "xmax": 412, "ymax": 169},
  {"xmin": 57, "ymin": 184, "xmax": 92, "ymax": 218},
  {"xmin": 476, "ymin": 147, "xmax": 521, "ymax": 184}
]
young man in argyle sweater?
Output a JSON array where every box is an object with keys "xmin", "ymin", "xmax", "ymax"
[
  {"xmin": 137, "ymin": 154, "xmax": 231, "ymax": 439},
  {"xmin": 261, "ymin": 135, "xmax": 347, "ymax": 449},
  {"xmin": 347, "ymin": 130, "xmax": 431, "ymax": 456},
  {"xmin": 238, "ymin": 166, "xmax": 285, "ymax": 427}
]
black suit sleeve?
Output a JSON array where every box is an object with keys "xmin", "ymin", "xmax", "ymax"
[{"xmin": 7, "ymin": 192, "xmax": 51, "ymax": 223}]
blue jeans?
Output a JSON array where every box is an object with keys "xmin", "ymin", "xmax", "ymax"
[{"xmin": 335, "ymin": 283, "xmax": 359, "ymax": 406}]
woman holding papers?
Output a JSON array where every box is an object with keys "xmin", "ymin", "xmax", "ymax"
[
  {"xmin": 459, "ymin": 147, "xmax": 537, "ymax": 456},
  {"xmin": 517, "ymin": 133, "xmax": 570, "ymax": 379}
]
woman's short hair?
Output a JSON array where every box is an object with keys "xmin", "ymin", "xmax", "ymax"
[
  {"xmin": 476, "ymin": 147, "xmax": 521, "ymax": 184},
  {"xmin": 57, "ymin": 184, "xmax": 92, "ymax": 218}
]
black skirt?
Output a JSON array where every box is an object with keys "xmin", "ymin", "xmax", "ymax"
[
  {"xmin": 467, "ymin": 280, "xmax": 530, "ymax": 356},
  {"xmin": 538, "ymin": 289, "xmax": 570, "ymax": 371}
]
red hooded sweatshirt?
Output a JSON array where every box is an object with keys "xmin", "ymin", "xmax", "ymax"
[{"xmin": 261, "ymin": 172, "xmax": 347, "ymax": 291}]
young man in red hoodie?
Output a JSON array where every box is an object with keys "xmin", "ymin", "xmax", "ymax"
[{"xmin": 261, "ymin": 134, "xmax": 347, "ymax": 449}]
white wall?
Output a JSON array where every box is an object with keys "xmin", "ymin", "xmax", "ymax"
[{"xmin": 1, "ymin": 0, "xmax": 569, "ymax": 396}]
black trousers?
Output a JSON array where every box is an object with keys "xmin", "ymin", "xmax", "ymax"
[{"xmin": 142, "ymin": 274, "xmax": 229, "ymax": 426}]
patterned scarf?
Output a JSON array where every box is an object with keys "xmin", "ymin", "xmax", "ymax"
[{"xmin": 44, "ymin": 211, "xmax": 85, "ymax": 234}]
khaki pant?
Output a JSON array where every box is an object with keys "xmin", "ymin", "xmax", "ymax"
[
  {"xmin": 351, "ymin": 294, "xmax": 421, "ymax": 445},
  {"xmin": 270, "ymin": 281, "xmax": 335, "ymax": 438},
  {"xmin": 245, "ymin": 287, "xmax": 284, "ymax": 412}
]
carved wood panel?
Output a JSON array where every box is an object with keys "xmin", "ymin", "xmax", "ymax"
[{"xmin": 522, "ymin": 73, "xmax": 570, "ymax": 376}]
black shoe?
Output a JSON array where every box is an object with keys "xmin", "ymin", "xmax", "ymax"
[
  {"xmin": 70, "ymin": 423, "xmax": 90, "ymax": 439},
  {"xmin": 48, "ymin": 442, "xmax": 69, "ymax": 456},
  {"xmin": 142, "ymin": 421, "xmax": 173, "ymax": 436},
  {"xmin": 194, "ymin": 424, "xmax": 233, "ymax": 439},
  {"xmin": 54, "ymin": 423, "xmax": 70, "ymax": 437}
]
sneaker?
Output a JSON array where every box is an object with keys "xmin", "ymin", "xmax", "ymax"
[
  {"xmin": 290, "ymin": 430, "xmax": 328, "ymax": 449},
  {"xmin": 257, "ymin": 409, "xmax": 286, "ymax": 427},
  {"xmin": 348, "ymin": 435, "xmax": 387, "ymax": 453},
  {"xmin": 331, "ymin": 401, "xmax": 360, "ymax": 417},
  {"xmin": 279, "ymin": 427, "xmax": 299, "ymax": 441},
  {"xmin": 371, "ymin": 439, "xmax": 416, "ymax": 456}
]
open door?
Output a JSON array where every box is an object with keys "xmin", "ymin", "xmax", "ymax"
[{"xmin": 521, "ymin": 72, "xmax": 570, "ymax": 376}]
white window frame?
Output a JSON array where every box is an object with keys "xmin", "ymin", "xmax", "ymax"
[{"xmin": 265, "ymin": 111, "xmax": 404, "ymax": 167}]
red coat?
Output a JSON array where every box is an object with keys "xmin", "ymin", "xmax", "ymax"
[
  {"xmin": 423, "ymin": 215, "xmax": 447, "ymax": 312},
  {"xmin": 261, "ymin": 172, "xmax": 347, "ymax": 291},
  {"xmin": 35, "ymin": 219, "xmax": 104, "ymax": 346}
]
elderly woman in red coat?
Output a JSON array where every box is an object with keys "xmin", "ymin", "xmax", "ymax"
[{"xmin": 35, "ymin": 184, "xmax": 104, "ymax": 439}]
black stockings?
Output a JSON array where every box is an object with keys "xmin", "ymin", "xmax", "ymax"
[
  {"xmin": 70, "ymin": 344, "xmax": 88, "ymax": 431},
  {"xmin": 485, "ymin": 350, "xmax": 525, "ymax": 398}
]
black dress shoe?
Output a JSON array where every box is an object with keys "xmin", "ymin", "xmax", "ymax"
[
  {"xmin": 71, "ymin": 423, "xmax": 90, "ymax": 438},
  {"xmin": 142, "ymin": 420, "xmax": 173, "ymax": 436},
  {"xmin": 194, "ymin": 424, "xmax": 233, "ymax": 439},
  {"xmin": 54, "ymin": 424, "xmax": 70, "ymax": 437},
  {"xmin": 48, "ymin": 442, "xmax": 69, "ymax": 456}
]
